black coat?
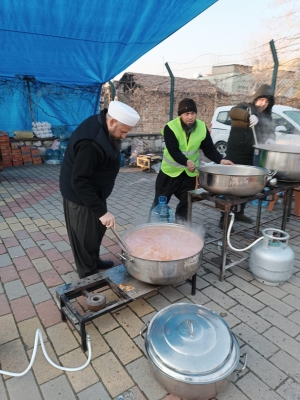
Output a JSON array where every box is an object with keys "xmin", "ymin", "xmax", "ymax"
[
  {"xmin": 226, "ymin": 84, "xmax": 275, "ymax": 165},
  {"xmin": 59, "ymin": 109, "xmax": 120, "ymax": 218}
]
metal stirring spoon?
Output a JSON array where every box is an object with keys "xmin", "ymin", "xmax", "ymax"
[{"xmin": 110, "ymin": 227, "xmax": 131, "ymax": 254}]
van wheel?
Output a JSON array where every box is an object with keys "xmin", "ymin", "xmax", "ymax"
[{"xmin": 216, "ymin": 141, "xmax": 227, "ymax": 157}]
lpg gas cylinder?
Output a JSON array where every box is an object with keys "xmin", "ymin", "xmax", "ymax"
[{"xmin": 249, "ymin": 228, "xmax": 294, "ymax": 286}]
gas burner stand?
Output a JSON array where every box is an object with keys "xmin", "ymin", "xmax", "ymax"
[
  {"xmin": 187, "ymin": 181, "xmax": 300, "ymax": 281},
  {"xmin": 56, "ymin": 264, "xmax": 197, "ymax": 351}
]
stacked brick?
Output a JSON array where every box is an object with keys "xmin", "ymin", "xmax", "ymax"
[{"xmin": 0, "ymin": 132, "xmax": 42, "ymax": 168}]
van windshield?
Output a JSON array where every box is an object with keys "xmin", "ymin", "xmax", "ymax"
[{"xmin": 283, "ymin": 111, "xmax": 300, "ymax": 126}]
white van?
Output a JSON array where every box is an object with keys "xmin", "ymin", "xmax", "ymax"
[{"xmin": 210, "ymin": 105, "xmax": 300, "ymax": 156}]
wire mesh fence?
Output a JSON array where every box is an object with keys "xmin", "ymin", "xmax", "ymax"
[{"xmin": 112, "ymin": 35, "xmax": 300, "ymax": 133}]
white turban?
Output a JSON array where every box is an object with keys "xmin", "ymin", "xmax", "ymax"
[{"xmin": 108, "ymin": 101, "xmax": 140, "ymax": 127}]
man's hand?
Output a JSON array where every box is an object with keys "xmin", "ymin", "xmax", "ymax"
[
  {"xmin": 220, "ymin": 159, "xmax": 234, "ymax": 165},
  {"xmin": 99, "ymin": 212, "xmax": 116, "ymax": 229},
  {"xmin": 187, "ymin": 159, "xmax": 196, "ymax": 172},
  {"xmin": 249, "ymin": 115, "xmax": 259, "ymax": 127}
]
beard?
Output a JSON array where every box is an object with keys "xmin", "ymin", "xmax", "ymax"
[
  {"xmin": 108, "ymin": 133, "xmax": 122, "ymax": 151},
  {"xmin": 181, "ymin": 120, "xmax": 196, "ymax": 133}
]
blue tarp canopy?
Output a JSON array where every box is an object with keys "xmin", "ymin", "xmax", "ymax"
[{"xmin": 0, "ymin": 0, "xmax": 217, "ymax": 132}]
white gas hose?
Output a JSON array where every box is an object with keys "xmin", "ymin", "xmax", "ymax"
[
  {"xmin": 0, "ymin": 329, "xmax": 91, "ymax": 377},
  {"xmin": 227, "ymin": 212, "xmax": 263, "ymax": 252}
]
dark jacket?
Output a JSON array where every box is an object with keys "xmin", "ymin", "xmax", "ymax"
[
  {"xmin": 226, "ymin": 84, "xmax": 275, "ymax": 165},
  {"xmin": 59, "ymin": 109, "xmax": 120, "ymax": 218}
]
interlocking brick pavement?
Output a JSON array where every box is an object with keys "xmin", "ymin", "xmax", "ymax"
[{"xmin": 0, "ymin": 164, "xmax": 300, "ymax": 399}]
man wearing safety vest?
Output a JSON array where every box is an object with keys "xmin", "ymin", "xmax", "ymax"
[{"xmin": 150, "ymin": 98, "xmax": 233, "ymax": 222}]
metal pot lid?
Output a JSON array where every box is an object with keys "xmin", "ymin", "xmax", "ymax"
[{"xmin": 147, "ymin": 303, "xmax": 233, "ymax": 375}]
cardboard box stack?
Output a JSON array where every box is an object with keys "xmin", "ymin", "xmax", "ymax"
[
  {"xmin": 0, "ymin": 131, "xmax": 12, "ymax": 167},
  {"xmin": 0, "ymin": 135, "xmax": 43, "ymax": 168},
  {"xmin": 31, "ymin": 147, "xmax": 42, "ymax": 165},
  {"xmin": 21, "ymin": 146, "xmax": 32, "ymax": 165}
]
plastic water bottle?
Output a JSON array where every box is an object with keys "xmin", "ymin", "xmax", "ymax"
[
  {"xmin": 59, "ymin": 140, "xmax": 68, "ymax": 163},
  {"xmin": 150, "ymin": 196, "xmax": 175, "ymax": 223}
]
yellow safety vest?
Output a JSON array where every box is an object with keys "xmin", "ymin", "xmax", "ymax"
[{"xmin": 161, "ymin": 117, "xmax": 206, "ymax": 177}]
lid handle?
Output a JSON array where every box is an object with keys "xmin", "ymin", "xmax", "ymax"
[
  {"xmin": 235, "ymin": 353, "xmax": 248, "ymax": 372},
  {"xmin": 187, "ymin": 320, "xmax": 194, "ymax": 339},
  {"xmin": 140, "ymin": 321, "xmax": 149, "ymax": 339}
]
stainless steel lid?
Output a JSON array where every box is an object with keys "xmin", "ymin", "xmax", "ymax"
[{"xmin": 147, "ymin": 303, "xmax": 233, "ymax": 375}]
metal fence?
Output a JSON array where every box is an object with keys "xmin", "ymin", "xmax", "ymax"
[{"xmin": 110, "ymin": 35, "xmax": 300, "ymax": 133}]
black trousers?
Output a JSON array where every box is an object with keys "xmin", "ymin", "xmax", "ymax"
[
  {"xmin": 150, "ymin": 170, "xmax": 197, "ymax": 222},
  {"xmin": 63, "ymin": 198, "xmax": 107, "ymax": 278}
]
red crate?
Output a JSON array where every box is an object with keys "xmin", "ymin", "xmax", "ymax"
[
  {"xmin": 20, "ymin": 146, "xmax": 31, "ymax": 153},
  {"xmin": 32, "ymin": 157, "xmax": 43, "ymax": 165},
  {"xmin": 13, "ymin": 160, "xmax": 23, "ymax": 166},
  {"xmin": 2, "ymin": 160, "xmax": 12, "ymax": 167}
]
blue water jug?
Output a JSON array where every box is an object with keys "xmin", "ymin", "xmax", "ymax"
[
  {"xmin": 45, "ymin": 149, "xmax": 54, "ymax": 160},
  {"xmin": 53, "ymin": 149, "xmax": 60, "ymax": 160},
  {"xmin": 150, "ymin": 196, "xmax": 175, "ymax": 223},
  {"xmin": 120, "ymin": 152, "xmax": 125, "ymax": 167}
]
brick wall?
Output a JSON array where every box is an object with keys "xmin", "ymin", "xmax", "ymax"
[{"xmin": 116, "ymin": 88, "xmax": 229, "ymax": 134}]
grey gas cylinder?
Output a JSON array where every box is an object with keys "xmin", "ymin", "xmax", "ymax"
[{"xmin": 249, "ymin": 228, "xmax": 294, "ymax": 286}]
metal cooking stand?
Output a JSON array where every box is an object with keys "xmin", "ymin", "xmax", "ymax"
[
  {"xmin": 187, "ymin": 181, "xmax": 300, "ymax": 282},
  {"xmin": 56, "ymin": 264, "xmax": 197, "ymax": 351}
]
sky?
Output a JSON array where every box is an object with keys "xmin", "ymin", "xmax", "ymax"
[{"xmin": 113, "ymin": 0, "xmax": 296, "ymax": 80}]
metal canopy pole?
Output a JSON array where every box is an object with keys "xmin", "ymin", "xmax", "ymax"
[
  {"xmin": 270, "ymin": 39, "xmax": 278, "ymax": 92},
  {"xmin": 23, "ymin": 76, "xmax": 35, "ymax": 123},
  {"xmin": 109, "ymin": 81, "xmax": 115, "ymax": 101},
  {"xmin": 165, "ymin": 62, "xmax": 174, "ymax": 121}
]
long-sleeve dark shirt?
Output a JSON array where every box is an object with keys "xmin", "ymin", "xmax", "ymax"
[
  {"xmin": 71, "ymin": 140, "xmax": 108, "ymax": 218},
  {"xmin": 164, "ymin": 125, "xmax": 223, "ymax": 165}
]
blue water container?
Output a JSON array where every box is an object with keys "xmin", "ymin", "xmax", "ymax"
[
  {"xmin": 150, "ymin": 196, "xmax": 175, "ymax": 223},
  {"xmin": 52, "ymin": 149, "xmax": 60, "ymax": 160},
  {"xmin": 120, "ymin": 152, "xmax": 125, "ymax": 167},
  {"xmin": 252, "ymin": 198, "xmax": 269, "ymax": 207},
  {"xmin": 45, "ymin": 149, "xmax": 54, "ymax": 160}
]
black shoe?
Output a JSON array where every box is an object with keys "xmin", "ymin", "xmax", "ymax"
[
  {"xmin": 84, "ymin": 269, "xmax": 98, "ymax": 278},
  {"xmin": 97, "ymin": 259, "xmax": 114, "ymax": 270},
  {"xmin": 218, "ymin": 218, "xmax": 235, "ymax": 233},
  {"xmin": 235, "ymin": 213, "xmax": 253, "ymax": 224}
]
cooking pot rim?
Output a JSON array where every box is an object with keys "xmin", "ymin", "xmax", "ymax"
[
  {"xmin": 146, "ymin": 335, "xmax": 240, "ymax": 384},
  {"xmin": 198, "ymin": 164, "xmax": 268, "ymax": 177},
  {"xmin": 254, "ymin": 144, "xmax": 300, "ymax": 153},
  {"xmin": 121, "ymin": 223, "xmax": 204, "ymax": 261}
]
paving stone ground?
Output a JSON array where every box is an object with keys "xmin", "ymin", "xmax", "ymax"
[{"xmin": 0, "ymin": 163, "xmax": 300, "ymax": 400}]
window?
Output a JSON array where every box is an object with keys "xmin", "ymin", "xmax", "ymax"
[
  {"xmin": 217, "ymin": 111, "xmax": 231, "ymax": 126},
  {"xmin": 272, "ymin": 112, "xmax": 295, "ymax": 134},
  {"xmin": 283, "ymin": 110, "xmax": 300, "ymax": 126}
]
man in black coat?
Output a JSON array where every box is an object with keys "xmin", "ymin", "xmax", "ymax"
[
  {"xmin": 59, "ymin": 101, "xmax": 140, "ymax": 278},
  {"xmin": 220, "ymin": 84, "xmax": 275, "ymax": 229}
]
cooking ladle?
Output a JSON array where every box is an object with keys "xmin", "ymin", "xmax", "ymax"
[
  {"xmin": 110, "ymin": 227, "xmax": 131, "ymax": 254},
  {"xmin": 248, "ymin": 107, "xmax": 258, "ymax": 147}
]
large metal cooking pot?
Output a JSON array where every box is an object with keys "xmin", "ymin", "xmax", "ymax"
[
  {"xmin": 253, "ymin": 144, "xmax": 300, "ymax": 181},
  {"xmin": 140, "ymin": 303, "xmax": 247, "ymax": 400},
  {"xmin": 118, "ymin": 223, "xmax": 203, "ymax": 285},
  {"xmin": 198, "ymin": 164, "xmax": 268, "ymax": 196}
]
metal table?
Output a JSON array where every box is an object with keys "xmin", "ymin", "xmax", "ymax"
[
  {"xmin": 187, "ymin": 181, "xmax": 300, "ymax": 282},
  {"xmin": 56, "ymin": 264, "xmax": 197, "ymax": 351}
]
